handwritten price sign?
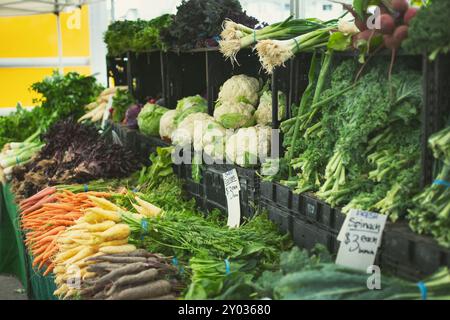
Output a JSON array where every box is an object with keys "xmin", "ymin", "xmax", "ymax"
[
  {"xmin": 223, "ymin": 170, "xmax": 241, "ymax": 228},
  {"xmin": 336, "ymin": 209, "xmax": 387, "ymax": 271}
]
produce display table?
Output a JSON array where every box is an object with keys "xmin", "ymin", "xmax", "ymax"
[{"xmin": 0, "ymin": 183, "xmax": 57, "ymax": 300}]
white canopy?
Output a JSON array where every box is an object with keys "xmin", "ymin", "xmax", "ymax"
[{"xmin": 0, "ymin": 0, "xmax": 103, "ymax": 17}]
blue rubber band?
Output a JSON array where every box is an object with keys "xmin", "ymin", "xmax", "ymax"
[
  {"xmin": 141, "ymin": 219, "xmax": 149, "ymax": 233},
  {"xmin": 132, "ymin": 188, "xmax": 138, "ymax": 193},
  {"xmin": 417, "ymin": 282, "xmax": 427, "ymax": 300},
  {"xmin": 172, "ymin": 257, "xmax": 178, "ymax": 267},
  {"xmin": 433, "ymin": 180, "xmax": 450, "ymax": 189},
  {"xmin": 224, "ymin": 259, "xmax": 231, "ymax": 275},
  {"xmin": 83, "ymin": 184, "xmax": 89, "ymax": 192}
]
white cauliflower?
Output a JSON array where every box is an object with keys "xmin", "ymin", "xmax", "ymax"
[
  {"xmin": 255, "ymin": 91, "xmax": 286, "ymax": 126},
  {"xmin": 225, "ymin": 125, "xmax": 272, "ymax": 166},
  {"xmin": 217, "ymin": 74, "xmax": 261, "ymax": 106},
  {"xmin": 214, "ymin": 101, "xmax": 255, "ymax": 129},
  {"xmin": 171, "ymin": 113, "xmax": 214, "ymax": 148},
  {"xmin": 159, "ymin": 109, "xmax": 179, "ymax": 140},
  {"xmin": 201, "ymin": 121, "xmax": 229, "ymax": 161}
]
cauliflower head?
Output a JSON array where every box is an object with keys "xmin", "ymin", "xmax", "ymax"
[
  {"xmin": 171, "ymin": 112, "xmax": 214, "ymax": 148},
  {"xmin": 218, "ymin": 74, "xmax": 261, "ymax": 106},
  {"xmin": 201, "ymin": 121, "xmax": 229, "ymax": 161},
  {"xmin": 159, "ymin": 109, "xmax": 179, "ymax": 140},
  {"xmin": 226, "ymin": 125, "xmax": 272, "ymax": 166},
  {"xmin": 255, "ymin": 91, "xmax": 286, "ymax": 126},
  {"xmin": 214, "ymin": 101, "xmax": 256, "ymax": 129}
]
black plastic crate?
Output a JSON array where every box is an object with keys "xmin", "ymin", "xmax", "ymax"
[
  {"xmin": 292, "ymin": 216, "xmax": 335, "ymax": 254},
  {"xmin": 182, "ymin": 162, "xmax": 260, "ymax": 219},
  {"xmin": 263, "ymin": 201, "xmax": 292, "ymax": 235},
  {"xmin": 162, "ymin": 51, "xmax": 207, "ymax": 108},
  {"xmin": 106, "ymin": 55, "xmax": 128, "ymax": 87},
  {"xmin": 380, "ymin": 223, "xmax": 450, "ymax": 280},
  {"xmin": 127, "ymin": 51, "xmax": 163, "ymax": 104}
]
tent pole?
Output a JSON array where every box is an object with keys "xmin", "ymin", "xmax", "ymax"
[{"xmin": 56, "ymin": 12, "xmax": 63, "ymax": 74}]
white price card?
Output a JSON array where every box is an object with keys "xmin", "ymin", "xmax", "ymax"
[
  {"xmin": 336, "ymin": 209, "xmax": 387, "ymax": 271},
  {"xmin": 223, "ymin": 169, "xmax": 241, "ymax": 228}
]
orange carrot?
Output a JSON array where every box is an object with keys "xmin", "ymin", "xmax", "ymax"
[
  {"xmin": 43, "ymin": 263, "xmax": 54, "ymax": 276},
  {"xmin": 42, "ymin": 203, "xmax": 75, "ymax": 211},
  {"xmin": 21, "ymin": 195, "xmax": 57, "ymax": 216},
  {"xmin": 28, "ymin": 226, "xmax": 65, "ymax": 243},
  {"xmin": 19, "ymin": 187, "xmax": 57, "ymax": 208}
]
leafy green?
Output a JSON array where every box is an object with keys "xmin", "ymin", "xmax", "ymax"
[
  {"xmin": 137, "ymin": 103, "xmax": 169, "ymax": 136},
  {"xmin": 104, "ymin": 15, "xmax": 173, "ymax": 56},
  {"xmin": 137, "ymin": 146, "xmax": 175, "ymax": 192},
  {"xmin": 403, "ymin": 1, "xmax": 450, "ymax": 59},
  {"xmin": 161, "ymin": 0, "xmax": 260, "ymax": 50},
  {"xmin": 0, "ymin": 71, "xmax": 102, "ymax": 149},
  {"xmin": 31, "ymin": 71, "xmax": 103, "ymax": 128},
  {"xmin": 112, "ymin": 89, "xmax": 135, "ymax": 123}
]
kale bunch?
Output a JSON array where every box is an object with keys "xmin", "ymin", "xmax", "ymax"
[
  {"xmin": 403, "ymin": 1, "xmax": 450, "ymax": 59},
  {"xmin": 161, "ymin": 0, "xmax": 260, "ymax": 50},
  {"xmin": 31, "ymin": 71, "xmax": 103, "ymax": 129}
]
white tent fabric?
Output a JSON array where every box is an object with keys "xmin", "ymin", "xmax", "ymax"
[{"xmin": 0, "ymin": 0, "xmax": 103, "ymax": 17}]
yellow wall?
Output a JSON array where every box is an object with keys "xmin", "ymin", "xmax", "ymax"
[{"xmin": 0, "ymin": 6, "xmax": 91, "ymax": 108}]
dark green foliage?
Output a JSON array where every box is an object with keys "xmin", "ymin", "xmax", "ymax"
[
  {"xmin": 112, "ymin": 89, "xmax": 135, "ymax": 123},
  {"xmin": 31, "ymin": 71, "xmax": 103, "ymax": 128},
  {"xmin": 403, "ymin": 1, "xmax": 450, "ymax": 58},
  {"xmin": 104, "ymin": 15, "xmax": 173, "ymax": 56},
  {"xmin": 161, "ymin": 0, "xmax": 260, "ymax": 50},
  {"xmin": 0, "ymin": 71, "xmax": 102, "ymax": 149}
]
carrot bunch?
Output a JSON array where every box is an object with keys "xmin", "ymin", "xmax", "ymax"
[{"xmin": 19, "ymin": 186, "xmax": 111, "ymax": 276}]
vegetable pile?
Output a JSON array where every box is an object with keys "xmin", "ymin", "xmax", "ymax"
[
  {"xmin": 271, "ymin": 54, "xmax": 422, "ymax": 222},
  {"xmin": 20, "ymin": 188, "xmax": 112, "ymax": 276},
  {"xmin": 80, "ymin": 250, "xmax": 182, "ymax": 300},
  {"xmin": 0, "ymin": 131, "xmax": 43, "ymax": 182},
  {"xmin": 0, "ymin": 72, "xmax": 102, "ymax": 150},
  {"xmin": 78, "ymin": 86, "xmax": 129, "ymax": 124},
  {"xmin": 104, "ymin": 15, "xmax": 173, "ymax": 56},
  {"xmin": 11, "ymin": 119, "xmax": 140, "ymax": 199},
  {"xmin": 161, "ymin": 0, "xmax": 260, "ymax": 51},
  {"xmin": 409, "ymin": 125, "xmax": 450, "ymax": 247},
  {"xmin": 403, "ymin": 0, "xmax": 450, "ymax": 59}
]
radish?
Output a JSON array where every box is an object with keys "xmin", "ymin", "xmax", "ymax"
[
  {"xmin": 383, "ymin": 34, "xmax": 401, "ymax": 50},
  {"xmin": 353, "ymin": 30, "xmax": 374, "ymax": 48},
  {"xmin": 393, "ymin": 25, "xmax": 409, "ymax": 43},
  {"xmin": 380, "ymin": 14, "xmax": 396, "ymax": 35},
  {"xmin": 404, "ymin": 7, "xmax": 418, "ymax": 25},
  {"xmin": 392, "ymin": 0, "xmax": 409, "ymax": 14}
]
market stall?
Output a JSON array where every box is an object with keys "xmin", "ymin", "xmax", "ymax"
[{"xmin": 1, "ymin": 0, "xmax": 450, "ymax": 301}]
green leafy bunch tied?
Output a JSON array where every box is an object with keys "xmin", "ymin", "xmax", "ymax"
[{"xmin": 403, "ymin": 1, "xmax": 450, "ymax": 59}]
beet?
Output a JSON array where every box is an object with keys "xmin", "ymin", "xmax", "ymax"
[
  {"xmin": 380, "ymin": 14, "xmax": 396, "ymax": 34},
  {"xmin": 392, "ymin": 0, "xmax": 409, "ymax": 14},
  {"xmin": 393, "ymin": 25, "xmax": 409, "ymax": 43},
  {"xmin": 383, "ymin": 34, "xmax": 401, "ymax": 50},
  {"xmin": 404, "ymin": 7, "xmax": 418, "ymax": 26}
]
